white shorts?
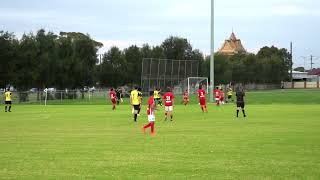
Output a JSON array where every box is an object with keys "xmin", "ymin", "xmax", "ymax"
[
  {"xmin": 165, "ymin": 106, "xmax": 173, "ymax": 112},
  {"xmin": 215, "ymin": 98, "xmax": 220, "ymax": 101},
  {"xmin": 148, "ymin": 115, "xmax": 155, "ymax": 122}
]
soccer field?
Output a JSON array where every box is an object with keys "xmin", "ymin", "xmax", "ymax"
[{"xmin": 1, "ymin": 90, "xmax": 320, "ymax": 179}]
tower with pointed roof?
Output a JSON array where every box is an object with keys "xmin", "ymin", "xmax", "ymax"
[{"xmin": 218, "ymin": 32, "xmax": 247, "ymax": 55}]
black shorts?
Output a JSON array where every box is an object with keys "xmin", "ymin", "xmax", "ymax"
[
  {"xmin": 133, "ymin": 105, "xmax": 140, "ymax": 110},
  {"xmin": 154, "ymin": 98, "xmax": 161, "ymax": 101},
  {"xmin": 228, "ymin": 95, "xmax": 232, "ymax": 99},
  {"xmin": 237, "ymin": 102, "xmax": 245, "ymax": 108},
  {"xmin": 5, "ymin": 101, "xmax": 12, "ymax": 105}
]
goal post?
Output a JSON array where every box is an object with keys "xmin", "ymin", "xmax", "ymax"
[{"xmin": 177, "ymin": 77, "xmax": 209, "ymax": 95}]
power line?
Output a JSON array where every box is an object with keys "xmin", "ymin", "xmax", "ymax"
[{"xmin": 300, "ymin": 55, "xmax": 320, "ymax": 70}]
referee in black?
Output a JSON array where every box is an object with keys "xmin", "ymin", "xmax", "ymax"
[
  {"xmin": 115, "ymin": 87, "xmax": 122, "ymax": 105},
  {"xmin": 236, "ymin": 85, "xmax": 246, "ymax": 118}
]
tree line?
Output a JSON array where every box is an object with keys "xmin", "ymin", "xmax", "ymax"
[
  {"xmin": 201, "ymin": 47, "xmax": 291, "ymax": 84},
  {"xmin": 0, "ymin": 29, "xmax": 291, "ymax": 91}
]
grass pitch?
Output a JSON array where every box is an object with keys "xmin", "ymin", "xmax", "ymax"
[{"xmin": 1, "ymin": 89, "xmax": 320, "ymax": 179}]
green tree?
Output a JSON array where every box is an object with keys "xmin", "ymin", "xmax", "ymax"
[
  {"xmin": 214, "ymin": 54, "xmax": 232, "ymax": 84},
  {"xmin": 13, "ymin": 33, "xmax": 39, "ymax": 90},
  {"xmin": 124, "ymin": 45, "xmax": 142, "ymax": 84},
  {"xmin": 34, "ymin": 29, "xmax": 58, "ymax": 89},
  {"xmin": 151, "ymin": 46, "xmax": 165, "ymax": 59},
  {"xmin": 161, "ymin": 36, "xmax": 193, "ymax": 60},
  {"xmin": 98, "ymin": 47, "xmax": 126, "ymax": 87},
  {"xmin": 0, "ymin": 31, "xmax": 18, "ymax": 88},
  {"xmin": 57, "ymin": 32, "xmax": 102, "ymax": 88},
  {"xmin": 294, "ymin": 67, "xmax": 305, "ymax": 72},
  {"xmin": 257, "ymin": 46, "xmax": 290, "ymax": 83}
]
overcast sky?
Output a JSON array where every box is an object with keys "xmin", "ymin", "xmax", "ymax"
[{"xmin": 1, "ymin": 0, "xmax": 320, "ymax": 68}]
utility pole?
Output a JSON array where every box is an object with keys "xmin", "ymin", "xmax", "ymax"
[
  {"xmin": 310, "ymin": 55, "xmax": 314, "ymax": 69},
  {"xmin": 210, "ymin": 0, "xmax": 215, "ymax": 103},
  {"xmin": 290, "ymin": 42, "xmax": 293, "ymax": 82}
]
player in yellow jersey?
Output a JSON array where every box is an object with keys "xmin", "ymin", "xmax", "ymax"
[
  {"xmin": 227, "ymin": 87, "xmax": 233, "ymax": 103},
  {"xmin": 153, "ymin": 88, "xmax": 162, "ymax": 108},
  {"xmin": 4, "ymin": 89, "xmax": 12, "ymax": 112},
  {"xmin": 130, "ymin": 86, "xmax": 141, "ymax": 122}
]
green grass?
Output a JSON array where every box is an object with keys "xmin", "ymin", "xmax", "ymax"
[{"xmin": 1, "ymin": 89, "xmax": 320, "ymax": 179}]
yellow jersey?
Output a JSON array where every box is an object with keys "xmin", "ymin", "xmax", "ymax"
[
  {"xmin": 5, "ymin": 91, "xmax": 12, "ymax": 101},
  {"xmin": 153, "ymin": 90, "xmax": 160, "ymax": 99},
  {"xmin": 131, "ymin": 90, "xmax": 140, "ymax": 105},
  {"xmin": 227, "ymin": 90, "xmax": 233, "ymax": 96}
]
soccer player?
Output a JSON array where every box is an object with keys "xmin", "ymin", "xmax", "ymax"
[
  {"xmin": 163, "ymin": 87, "xmax": 174, "ymax": 121},
  {"xmin": 130, "ymin": 87, "xmax": 141, "ymax": 122},
  {"xmin": 137, "ymin": 87, "xmax": 143, "ymax": 116},
  {"xmin": 115, "ymin": 87, "xmax": 122, "ymax": 105},
  {"xmin": 109, "ymin": 88, "xmax": 117, "ymax": 110},
  {"xmin": 153, "ymin": 88, "xmax": 162, "ymax": 107},
  {"xmin": 219, "ymin": 87, "xmax": 225, "ymax": 105},
  {"xmin": 182, "ymin": 89, "xmax": 189, "ymax": 106},
  {"xmin": 236, "ymin": 86, "xmax": 246, "ymax": 118},
  {"xmin": 4, "ymin": 89, "xmax": 12, "ymax": 112},
  {"xmin": 227, "ymin": 87, "xmax": 233, "ymax": 103},
  {"xmin": 214, "ymin": 87, "xmax": 221, "ymax": 106},
  {"xmin": 142, "ymin": 91, "xmax": 156, "ymax": 136},
  {"xmin": 197, "ymin": 85, "xmax": 208, "ymax": 113}
]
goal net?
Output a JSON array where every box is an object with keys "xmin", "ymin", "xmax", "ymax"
[
  {"xmin": 141, "ymin": 58, "xmax": 199, "ymax": 93},
  {"xmin": 177, "ymin": 77, "xmax": 208, "ymax": 95}
]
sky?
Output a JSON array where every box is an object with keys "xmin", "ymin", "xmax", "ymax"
[{"xmin": 1, "ymin": 0, "xmax": 320, "ymax": 68}]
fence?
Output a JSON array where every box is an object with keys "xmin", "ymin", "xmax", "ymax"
[
  {"xmin": 284, "ymin": 82, "xmax": 320, "ymax": 89},
  {"xmin": 141, "ymin": 58, "xmax": 199, "ymax": 92},
  {"xmin": 243, "ymin": 84, "xmax": 281, "ymax": 90},
  {"xmin": 1, "ymin": 89, "xmax": 115, "ymax": 105}
]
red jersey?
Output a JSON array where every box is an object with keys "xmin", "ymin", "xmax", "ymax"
[
  {"xmin": 163, "ymin": 92, "xmax": 174, "ymax": 106},
  {"xmin": 214, "ymin": 89, "xmax": 220, "ymax": 98},
  {"xmin": 220, "ymin": 91, "xmax": 225, "ymax": 98},
  {"xmin": 109, "ymin": 91, "xmax": 116, "ymax": 100},
  {"xmin": 197, "ymin": 89, "xmax": 206, "ymax": 100},
  {"xmin": 147, "ymin": 96, "xmax": 155, "ymax": 115}
]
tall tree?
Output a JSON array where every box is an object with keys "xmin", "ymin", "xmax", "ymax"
[
  {"xmin": 0, "ymin": 31, "xmax": 18, "ymax": 88},
  {"xmin": 14, "ymin": 33, "xmax": 39, "ymax": 90},
  {"xmin": 98, "ymin": 47, "xmax": 126, "ymax": 87},
  {"xmin": 161, "ymin": 36, "xmax": 193, "ymax": 60},
  {"xmin": 124, "ymin": 45, "xmax": 142, "ymax": 83}
]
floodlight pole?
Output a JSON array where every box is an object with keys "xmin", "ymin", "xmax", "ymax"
[{"xmin": 210, "ymin": 0, "xmax": 215, "ymax": 102}]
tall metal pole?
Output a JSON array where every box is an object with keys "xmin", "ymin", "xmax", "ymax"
[
  {"xmin": 311, "ymin": 55, "xmax": 314, "ymax": 69},
  {"xmin": 290, "ymin": 42, "xmax": 293, "ymax": 82},
  {"xmin": 210, "ymin": 0, "xmax": 215, "ymax": 102}
]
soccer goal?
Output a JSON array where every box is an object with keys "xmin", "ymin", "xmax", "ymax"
[{"xmin": 177, "ymin": 77, "xmax": 209, "ymax": 95}]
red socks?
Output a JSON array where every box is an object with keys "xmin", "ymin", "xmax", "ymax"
[
  {"xmin": 151, "ymin": 123, "xmax": 154, "ymax": 133},
  {"xmin": 144, "ymin": 123, "xmax": 151, "ymax": 129},
  {"xmin": 144, "ymin": 122, "xmax": 155, "ymax": 133}
]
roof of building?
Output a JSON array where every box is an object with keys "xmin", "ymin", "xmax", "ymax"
[
  {"xmin": 308, "ymin": 68, "xmax": 320, "ymax": 75},
  {"xmin": 218, "ymin": 32, "xmax": 247, "ymax": 55}
]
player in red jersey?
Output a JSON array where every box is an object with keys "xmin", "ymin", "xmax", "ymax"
[
  {"xmin": 182, "ymin": 89, "xmax": 189, "ymax": 106},
  {"xmin": 219, "ymin": 87, "xmax": 225, "ymax": 105},
  {"xmin": 197, "ymin": 85, "xmax": 208, "ymax": 113},
  {"xmin": 142, "ymin": 91, "xmax": 156, "ymax": 136},
  {"xmin": 109, "ymin": 88, "xmax": 117, "ymax": 110},
  {"xmin": 163, "ymin": 87, "xmax": 175, "ymax": 121},
  {"xmin": 214, "ymin": 86, "xmax": 221, "ymax": 106}
]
